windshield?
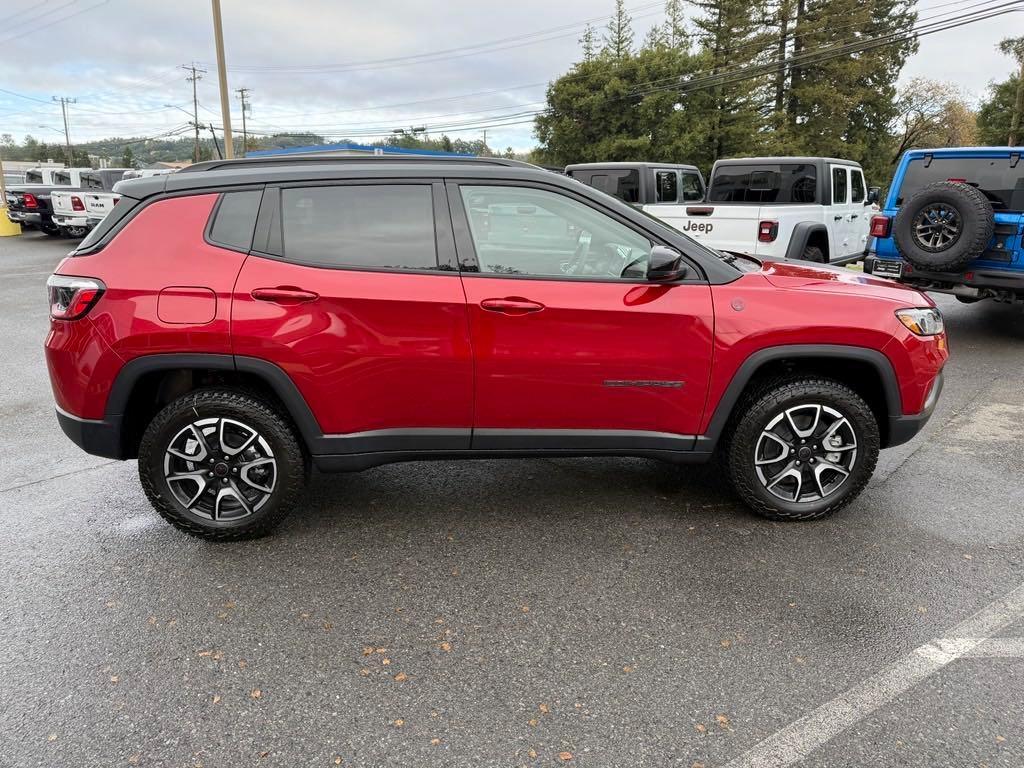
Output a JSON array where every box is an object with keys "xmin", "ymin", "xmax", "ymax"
[{"xmin": 898, "ymin": 156, "xmax": 1023, "ymax": 212}]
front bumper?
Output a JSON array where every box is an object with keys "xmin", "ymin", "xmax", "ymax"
[
  {"xmin": 887, "ymin": 370, "xmax": 943, "ymax": 447},
  {"xmin": 52, "ymin": 214, "xmax": 89, "ymax": 228},
  {"xmin": 55, "ymin": 406, "xmax": 124, "ymax": 459}
]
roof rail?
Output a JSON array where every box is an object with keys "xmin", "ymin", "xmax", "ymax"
[{"xmin": 178, "ymin": 155, "xmax": 536, "ymax": 174}]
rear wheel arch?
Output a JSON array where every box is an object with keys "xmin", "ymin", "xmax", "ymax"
[
  {"xmin": 699, "ymin": 346, "xmax": 901, "ymax": 452},
  {"xmin": 109, "ymin": 354, "xmax": 322, "ymax": 459},
  {"xmin": 785, "ymin": 222, "xmax": 830, "ymax": 262}
]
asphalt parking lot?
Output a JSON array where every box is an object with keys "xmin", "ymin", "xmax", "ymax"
[{"xmin": 1, "ymin": 229, "xmax": 1023, "ymax": 768}]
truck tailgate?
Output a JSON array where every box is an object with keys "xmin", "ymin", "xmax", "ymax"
[
  {"xmin": 84, "ymin": 192, "xmax": 119, "ymax": 221},
  {"xmin": 51, "ymin": 190, "xmax": 81, "ymax": 217},
  {"xmin": 642, "ymin": 203, "xmax": 762, "ymax": 254}
]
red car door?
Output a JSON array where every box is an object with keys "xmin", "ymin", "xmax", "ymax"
[
  {"xmin": 231, "ymin": 181, "xmax": 473, "ymax": 451},
  {"xmin": 448, "ymin": 181, "xmax": 715, "ymax": 451}
]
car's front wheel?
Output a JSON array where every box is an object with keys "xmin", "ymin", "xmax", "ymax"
[
  {"xmin": 138, "ymin": 388, "xmax": 307, "ymax": 540},
  {"xmin": 725, "ymin": 378, "xmax": 879, "ymax": 521}
]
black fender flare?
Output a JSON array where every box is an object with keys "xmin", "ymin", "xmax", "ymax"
[
  {"xmin": 105, "ymin": 353, "xmax": 326, "ymax": 452},
  {"xmin": 785, "ymin": 222, "xmax": 829, "ymax": 261},
  {"xmin": 693, "ymin": 345, "xmax": 902, "ymax": 453}
]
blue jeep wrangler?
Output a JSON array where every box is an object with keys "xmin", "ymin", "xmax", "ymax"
[{"xmin": 864, "ymin": 147, "xmax": 1023, "ymax": 304}]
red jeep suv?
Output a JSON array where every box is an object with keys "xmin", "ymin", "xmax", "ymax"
[{"xmin": 45, "ymin": 156, "xmax": 946, "ymax": 540}]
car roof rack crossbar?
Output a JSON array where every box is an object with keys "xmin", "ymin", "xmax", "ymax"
[{"xmin": 179, "ymin": 155, "xmax": 535, "ymax": 174}]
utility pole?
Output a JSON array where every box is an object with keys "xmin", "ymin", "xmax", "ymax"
[
  {"xmin": 235, "ymin": 87, "xmax": 250, "ymax": 157},
  {"xmin": 211, "ymin": 0, "xmax": 234, "ymax": 158},
  {"xmin": 481, "ymin": 129, "xmax": 488, "ymax": 156},
  {"xmin": 182, "ymin": 63, "xmax": 207, "ymax": 163},
  {"xmin": 53, "ymin": 96, "xmax": 77, "ymax": 165}
]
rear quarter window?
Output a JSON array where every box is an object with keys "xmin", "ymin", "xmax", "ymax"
[{"xmin": 207, "ymin": 190, "xmax": 263, "ymax": 252}]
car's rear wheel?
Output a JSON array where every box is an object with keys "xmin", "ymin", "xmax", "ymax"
[
  {"xmin": 725, "ymin": 378, "xmax": 879, "ymax": 521},
  {"xmin": 41, "ymin": 223, "xmax": 62, "ymax": 237},
  {"xmin": 800, "ymin": 244, "xmax": 826, "ymax": 263},
  {"xmin": 138, "ymin": 388, "xmax": 307, "ymax": 540},
  {"xmin": 61, "ymin": 225, "xmax": 88, "ymax": 238}
]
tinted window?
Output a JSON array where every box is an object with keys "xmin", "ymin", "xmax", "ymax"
[
  {"xmin": 898, "ymin": 156, "xmax": 1023, "ymax": 212},
  {"xmin": 709, "ymin": 163, "xmax": 818, "ymax": 204},
  {"xmin": 54, "ymin": 171, "xmax": 72, "ymax": 186},
  {"xmin": 282, "ymin": 185, "xmax": 437, "ymax": 269},
  {"xmin": 460, "ymin": 185, "xmax": 651, "ymax": 280},
  {"xmin": 656, "ymin": 170, "xmax": 678, "ymax": 203},
  {"xmin": 82, "ymin": 174, "xmax": 104, "ymax": 190},
  {"xmin": 25, "ymin": 170, "xmax": 43, "ymax": 184},
  {"xmin": 832, "ymin": 167, "xmax": 848, "ymax": 204},
  {"xmin": 681, "ymin": 172, "xmax": 704, "ymax": 201},
  {"xmin": 851, "ymin": 169, "xmax": 865, "ymax": 203},
  {"xmin": 209, "ymin": 190, "xmax": 262, "ymax": 251},
  {"xmin": 574, "ymin": 169, "xmax": 640, "ymax": 204}
]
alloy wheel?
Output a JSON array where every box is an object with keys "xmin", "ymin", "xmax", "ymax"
[
  {"xmin": 162, "ymin": 417, "xmax": 277, "ymax": 521},
  {"xmin": 753, "ymin": 404, "xmax": 858, "ymax": 504},
  {"xmin": 911, "ymin": 203, "xmax": 962, "ymax": 252}
]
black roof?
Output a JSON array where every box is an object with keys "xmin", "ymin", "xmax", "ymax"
[
  {"xmin": 179, "ymin": 154, "xmax": 533, "ymax": 174},
  {"xmin": 712, "ymin": 156, "xmax": 862, "ymax": 168}
]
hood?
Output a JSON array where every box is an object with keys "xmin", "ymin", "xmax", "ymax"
[{"xmin": 759, "ymin": 258, "xmax": 935, "ymax": 306}]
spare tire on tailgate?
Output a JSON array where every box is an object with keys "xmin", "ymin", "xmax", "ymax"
[{"xmin": 892, "ymin": 181, "xmax": 994, "ymax": 272}]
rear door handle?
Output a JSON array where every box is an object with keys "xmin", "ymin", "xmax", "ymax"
[
  {"xmin": 251, "ymin": 286, "xmax": 319, "ymax": 304},
  {"xmin": 834, "ymin": 215, "xmax": 844, "ymax": 221},
  {"xmin": 480, "ymin": 297, "xmax": 545, "ymax": 315}
]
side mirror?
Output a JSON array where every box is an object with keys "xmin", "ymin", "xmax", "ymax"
[
  {"xmin": 866, "ymin": 187, "xmax": 880, "ymax": 205},
  {"xmin": 646, "ymin": 246, "xmax": 688, "ymax": 282}
]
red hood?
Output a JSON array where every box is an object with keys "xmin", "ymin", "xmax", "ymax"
[{"xmin": 759, "ymin": 258, "xmax": 935, "ymax": 306}]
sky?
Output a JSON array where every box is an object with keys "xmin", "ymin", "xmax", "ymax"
[{"xmin": 0, "ymin": 0, "xmax": 1020, "ymax": 153}]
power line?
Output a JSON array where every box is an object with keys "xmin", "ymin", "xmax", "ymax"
[
  {"xmin": 0, "ymin": 0, "xmax": 109, "ymax": 44},
  {"xmin": 182, "ymin": 63, "xmax": 207, "ymax": 164}
]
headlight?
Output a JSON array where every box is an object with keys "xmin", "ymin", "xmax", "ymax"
[{"xmin": 895, "ymin": 308, "xmax": 944, "ymax": 336}]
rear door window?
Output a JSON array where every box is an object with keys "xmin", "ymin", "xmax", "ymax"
[
  {"xmin": 709, "ymin": 163, "xmax": 818, "ymax": 204},
  {"xmin": 655, "ymin": 170, "xmax": 678, "ymax": 203},
  {"xmin": 281, "ymin": 184, "xmax": 438, "ymax": 270},
  {"xmin": 898, "ymin": 156, "xmax": 1024, "ymax": 211}
]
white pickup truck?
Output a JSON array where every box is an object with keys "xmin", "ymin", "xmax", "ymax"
[
  {"xmin": 51, "ymin": 168, "xmax": 128, "ymax": 237},
  {"xmin": 645, "ymin": 157, "xmax": 879, "ymax": 263}
]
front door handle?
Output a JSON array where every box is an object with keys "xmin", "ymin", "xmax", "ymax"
[
  {"xmin": 251, "ymin": 286, "xmax": 320, "ymax": 304},
  {"xmin": 849, "ymin": 213, "xmax": 859, "ymax": 220},
  {"xmin": 834, "ymin": 215, "xmax": 844, "ymax": 221},
  {"xmin": 480, "ymin": 297, "xmax": 545, "ymax": 315}
]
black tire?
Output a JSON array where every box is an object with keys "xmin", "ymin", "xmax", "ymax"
[
  {"xmin": 138, "ymin": 388, "xmax": 307, "ymax": 540},
  {"xmin": 725, "ymin": 378, "xmax": 880, "ymax": 522},
  {"xmin": 892, "ymin": 181, "xmax": 993, "ymax": 272},
  {"xmin": 41, "ymin": 223, "xmax": 62, "ymax": 237},
  {"xmin": 955, "ymin": 294, "xmax": 982, "ymax": 304},
  {"xmin": 801, "ymin": 244, "xmax": 826, "ymax": 263},
  {"xmin": 63, "ymin": 226, "xmax": 88, "ymax": 238}
]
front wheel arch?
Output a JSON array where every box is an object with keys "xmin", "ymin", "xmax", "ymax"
[{"xmin": 697, "ymin": 346, "xmax": 899, "ymax": 453}]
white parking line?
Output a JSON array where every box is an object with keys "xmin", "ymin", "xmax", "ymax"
[{"xmin": 724, "ymin": 583, "xmax": 1024, "ymax": 768}]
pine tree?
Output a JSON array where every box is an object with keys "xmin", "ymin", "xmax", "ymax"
[
  {"xmin": 580, "ymin": 23, "xmax": 597, "ymax": 61},
  {"xmin": 602, "ymin": 0, "xmax": 634, "ymax": 61},
  {"xmin": 663, "ymin": 0, "xmax": 688, "ymax": 49},
  {"xmin": 689, "ymin": 0, "xmax": 773, "ymax": 161}
]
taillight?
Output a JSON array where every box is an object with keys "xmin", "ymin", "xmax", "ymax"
[
  {"xmin": 47, "ymin": 274, "xmax": 105, "ymax": 320},
  {"xmin": 71, "ymin": 196, "xmax": 85, "ymax": 211},
  {"xmin": 870, "ymin": 214, "xmax": 891, "ymax": 238},
  {"xmin": 758, "ymin": 220, "xmax": 778, "ymax": 243},
  {"xmin": 23, "ymin": 193, "xmax": 39, "ymax": 209}
]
